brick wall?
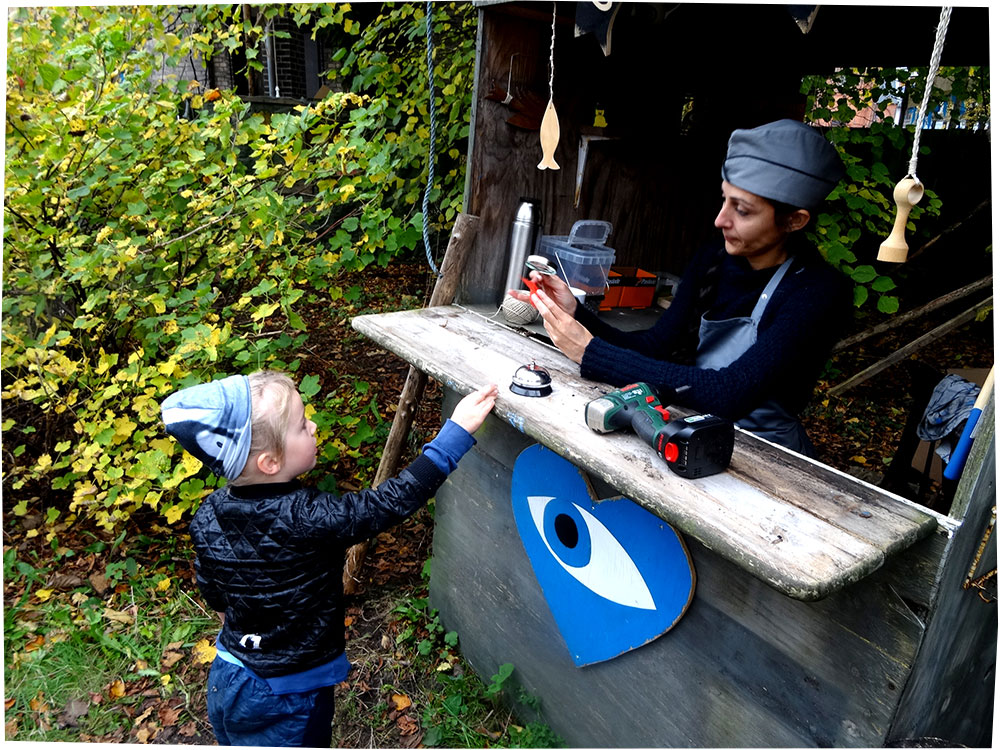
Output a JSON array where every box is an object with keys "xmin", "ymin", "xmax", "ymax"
[{"xmin": 268, "ymin": 16, "xmax": 307, "ymax": 99}]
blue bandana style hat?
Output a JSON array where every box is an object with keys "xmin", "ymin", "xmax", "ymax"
[
  {"xmin": 161, "ymin": 374, "xmax": 252, "ymax": 480},
  {"xmin": 721, "ymin": 119, "xmax": 845, "ymax": 211}
]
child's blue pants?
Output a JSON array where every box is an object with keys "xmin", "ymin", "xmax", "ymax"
[{"xmin": 207, "ymin": 657, "xmax": 336, "ymax": 747}]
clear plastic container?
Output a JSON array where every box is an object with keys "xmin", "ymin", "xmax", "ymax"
[{"xmin": 537, "ymin": 221, "xmax": 615, "ymax": 305}]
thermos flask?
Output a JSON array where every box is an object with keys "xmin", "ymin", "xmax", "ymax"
[{"xmin": 501, "ymin": 199, "xmax": 542, "ymax": 304}]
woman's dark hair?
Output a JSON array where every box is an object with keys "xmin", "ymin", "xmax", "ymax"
[{"xmin": 768, "ymin": 198, "xmax": 813, "ymax": 232}]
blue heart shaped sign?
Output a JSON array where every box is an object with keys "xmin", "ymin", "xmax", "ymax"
[{"xmin": 511, "ymin": 444, "xmax": 695, "ymax": 667}]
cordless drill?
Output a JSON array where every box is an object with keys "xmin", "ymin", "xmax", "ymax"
[{"xmin": 584, "ymin": 383, "xmax": 734, "ymax": 478}]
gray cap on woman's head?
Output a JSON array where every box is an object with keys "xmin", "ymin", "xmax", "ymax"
[{"xmin": 721, "ymin": 119, "xmax": 845, "ymax": 211}]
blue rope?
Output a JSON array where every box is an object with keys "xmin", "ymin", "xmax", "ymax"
[{"xmin": 421, "ymin": 0, "xmax": 441, "ymax": 277}]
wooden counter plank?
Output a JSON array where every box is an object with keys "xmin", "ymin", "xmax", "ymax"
[{"xmin": 353, "ymin": 305, "xmax": 939, "ymax": 600}]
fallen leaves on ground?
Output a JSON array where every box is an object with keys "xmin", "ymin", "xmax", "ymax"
[
  {"xmin": 103, "ymin": 607, "xmax": 134, "ymax": 626},
  {"xmin": 58, "ymin": 698, "xmax": 90, "ymax": 728},
  {"xmin": 395, "ymin": 713, "xmax": 419, "ymax": 735},
  {"xmin": 191, "ymin": 639, "xmax": 216, "ymax": 664},
  {"xmin": 160, "ymin": 642, "xmax": 184, "ymax": 670},
  {"xmin": 108, "ymin": 679, "xmax": 126, "ymax": 700},
  {"xmin": 390, "ymin": 693, "xmax": 412, "ymax": 711}
]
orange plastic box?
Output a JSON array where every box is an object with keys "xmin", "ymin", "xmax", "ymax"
[{"xmin": 600, "ymin": 266, "xmax": 656, "ymax": 309}]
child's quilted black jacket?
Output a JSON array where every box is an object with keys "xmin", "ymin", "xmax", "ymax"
[{"xmin": 189, "ymin": 454, "xmax": 446, "ymax": 678}]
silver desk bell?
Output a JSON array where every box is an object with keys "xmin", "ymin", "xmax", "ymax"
[{"xmin": 510, "ymin": 360, "xmax": 552, "ymax": 398}]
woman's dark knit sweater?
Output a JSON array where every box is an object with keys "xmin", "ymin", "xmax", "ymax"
[{"xmin": 577, "ymin": 238, "xmax": 851, "ymax": 421}]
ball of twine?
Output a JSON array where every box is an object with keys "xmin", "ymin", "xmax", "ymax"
[{"xmin": 500, "ymin": 296, "xmax": 539, "ymax": 326}]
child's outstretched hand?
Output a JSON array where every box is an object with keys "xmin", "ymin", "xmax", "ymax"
[{"xmin": 450, "ymin": 383, "xmax": 499, "ymax": 435}]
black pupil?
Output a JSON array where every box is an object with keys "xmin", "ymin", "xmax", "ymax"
[{"xmin": 554, "ymin": 514, "xmax": 578, "ymax": 548}]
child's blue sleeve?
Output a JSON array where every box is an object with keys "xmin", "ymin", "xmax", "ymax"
[{"xmin": 421, "ymin": 419, "xmax": 476, "ymax": 474}]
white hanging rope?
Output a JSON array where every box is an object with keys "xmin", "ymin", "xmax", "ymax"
[
  {"xmin": 547, "ymin": 2, "xmax": 556, "ymax": 99},
  {"xmin": 908, "ymin": 6, "xmax": 953, "ymax": 182}
]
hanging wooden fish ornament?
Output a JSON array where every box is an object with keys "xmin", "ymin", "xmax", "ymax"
[
  {"xmin": 538, "ymin": 100, "xmax": 560, "ymax": 170},
  {"xmin": 538, "ymin": 3, "xmax": 561, "ymax": 170}
]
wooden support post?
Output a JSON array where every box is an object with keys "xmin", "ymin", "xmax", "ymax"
[{"xmin": 342, "ymin": 213, "xmax": 480, "ymax": 594}]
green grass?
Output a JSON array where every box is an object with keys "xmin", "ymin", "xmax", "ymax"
[
  {"xmin": 4, "ymin": 532, "xmax": 217, "ymax": 742},
  {"xmin": 332, "ymin": 568, "xmax": 563, "ymax": 749},
  {"xmin": 5, "ymin": 623, "xmax": 134, "ymax": 741},
  {"xmin": 5, "ymin": 519, "xmax": 561, "ymax": 747}
]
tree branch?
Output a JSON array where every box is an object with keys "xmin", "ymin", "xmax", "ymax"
[{"xmin": 834, "ymin": 275, "xmax": 993, "ymax": 352}]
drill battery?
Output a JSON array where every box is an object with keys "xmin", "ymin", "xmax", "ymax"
[
  {"xmin": 585, "ymin": 383, "xmax": 734, "ymax": 478},
  {"xmin": 652, "ymin": 413, "xmax": 734, "ymax": 478}
]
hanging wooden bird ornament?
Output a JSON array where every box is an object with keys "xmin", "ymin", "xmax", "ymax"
[{"xmin": 538, "ymin": 2, "xmax": 561, "ymax": 170}]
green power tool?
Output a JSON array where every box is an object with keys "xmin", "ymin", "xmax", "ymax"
[{"xmin": 584, "ymin": 382, "xmax": 734, "ymax": 478}]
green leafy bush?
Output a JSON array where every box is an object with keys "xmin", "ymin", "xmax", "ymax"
[
  {"xmin": 801, "ymin": 65, "xmax": 989, "ymax": 313},
  {"xmin": 3, "ymin": 3, "xmax": 476, "ymax": 531}
]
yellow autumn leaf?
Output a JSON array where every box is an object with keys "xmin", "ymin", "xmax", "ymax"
[
  {"xmin": 163, "ymin": 319, "xmax": 179, "ymax": 335},
  {"xmin": 149, "ymin": 437, "xmax": 174, "ymax": 456},
  {"xmin": 164, "ymin": 505, "xmax": 185, "ymax": 524},
  {"xmin": 182, "ymin": 451, "xmax": 202, "ymax": 474},
  {"xmin": 390, "ymin": 693, "xmax": 411, "ymax": 711},
  {"xmin": 104, "ymin": 608, "xmax": 134, "ymax": 625},
  {"xmin": 250, "ymin": 302, "xmax": 279, "ymax": 322},
  {"xmin": 147, "ymin": 295, "xmax": 166, "ymax": 314},
  {"xmin": 112, "ymin": 415, "xmax": 136, "ymax": 443},
  {"xmin": 35, "ymin": 453, "xmax": 52, "ymax": 471},
  {"xmin": 35, "ymin": 588, "xmax": 54, "ymax": 602},
  {"xmin": 38, "ymin": 322, "xmax": 59, "ymax": 347},
  {"xmin": 109, "ymin": 678, "xmax": 126, "ymax": 699},
  {"xmin": 192, "ymin": 639, "xmax": 217, "ymax": 664},
  {"xmin": 160, "ymin": 674, "xmax": 171, "ymax": 686},
  {"xmin": 850, "ymin": 455, "xmax": 867, "ymax": 465},
  {"xmin": 156, "ymin": 577, "xmax": 171, "ymax": 592}
]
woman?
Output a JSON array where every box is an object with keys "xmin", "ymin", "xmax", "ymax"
[{"xmin": 511, "ymin": 119, "xmax": 851, "ymax": 455}]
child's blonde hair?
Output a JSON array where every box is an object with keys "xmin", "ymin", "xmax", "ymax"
[{"xmin": 246, "ymin": 370, "xmax": 298, "ymax": 463}]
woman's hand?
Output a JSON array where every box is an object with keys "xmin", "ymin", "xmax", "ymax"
[
  {"xmin": 449, "ymin": 383, "xmax": 499, "ymax": 435},
  {"xmin": 531, "ymin": 288, "xmax": 593, "ymax": 364},
  {"xmin": 507, "ymin": 270, "xmax": 578, "ymax": 315}
]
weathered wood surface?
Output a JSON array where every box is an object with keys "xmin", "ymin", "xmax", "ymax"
[
  {"xmin": 429, "ymin": 390, "xmax": 929, "ymax": 746},
  {"xmin": 352, "ymin": 305, "xmax": 939, "ymax": 600},
  {"xmin": 888, "ymin": 398, "xmax": 996, "ymax": 747}
]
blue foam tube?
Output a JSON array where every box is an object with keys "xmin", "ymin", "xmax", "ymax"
[{"xmin": 942, "ymin": 366, "xmax": 994, "ymax": 481}]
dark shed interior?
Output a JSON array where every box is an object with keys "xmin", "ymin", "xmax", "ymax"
[{"xmin": 460, "ymin": 2, "xmax": 990, "ymax": 306}]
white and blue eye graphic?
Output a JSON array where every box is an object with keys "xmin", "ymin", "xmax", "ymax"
[
  {"xmin": 527, "ymin": 496, "xmax": 657, "ymax": 610},
  {"xmin": 511, "ymin": 445, "xmax": 695, "ymax": 667}
]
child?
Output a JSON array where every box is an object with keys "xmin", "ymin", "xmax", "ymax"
[{"xmin": 160, "ymin": 370, "xmax": 498, "ymax": 747}]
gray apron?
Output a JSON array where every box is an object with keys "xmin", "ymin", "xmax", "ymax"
[{"xmin": 695, "ymin": 257, "xmax": 812, "ymax": 454}]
